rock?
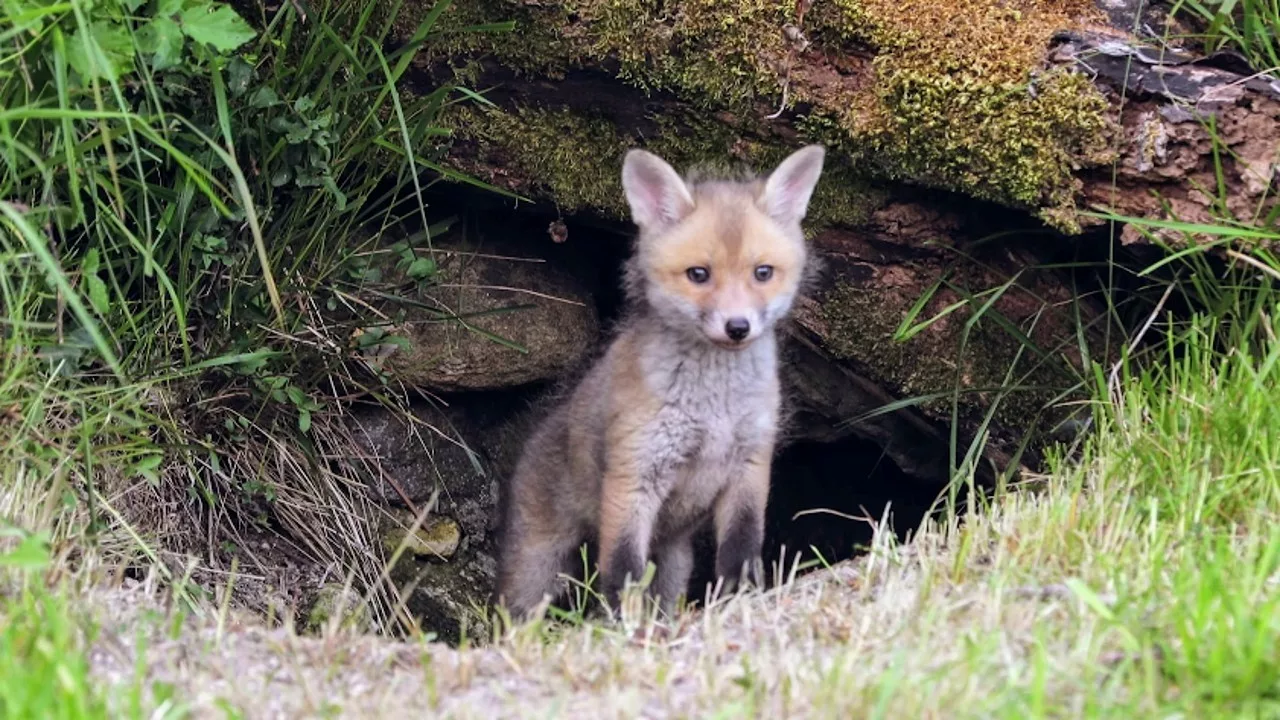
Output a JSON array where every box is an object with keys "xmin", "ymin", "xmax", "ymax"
[
  {"xmin": 347, "ymin": 402, "xmax": 493, "ymax": 516},
  {"xmin": 302, "ymin": 583, "xmax": 370, "ymax": 634},
  {"xmin": 391, "ymin": 550, "xmax": 498, "ymax": 645},
  {"xmin": 382, "ymin": 510, "xmax": 463, "ymax": 560},
  {"xmin": 382, "ymin": 235, "xmax": 599, "ymax": 392},
  {"xmin": 347, "ymin": 387, "xmax": 536, "ymax": 517}
]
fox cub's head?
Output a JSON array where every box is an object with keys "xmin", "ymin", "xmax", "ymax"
[{"xmin": 620, "ymin": 145, "xmax": 825, "ymax": 349}]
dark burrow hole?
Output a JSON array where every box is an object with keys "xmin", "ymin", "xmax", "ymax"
[
  {"xmin": 529, "ymin": 431, "xmax": 950, "ymax": 615},
  {"xmin": 681, "ymin": 434, "xmax": 949, "ymax": 604}
]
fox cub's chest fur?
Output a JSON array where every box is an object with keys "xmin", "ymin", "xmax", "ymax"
[
  {"xmin": 630, "ymin": 331, "xmax": 779, "ymax": 537},
  {"xmin": 495, "ymin": 144, "xmax": 825, "ymax": 619}
]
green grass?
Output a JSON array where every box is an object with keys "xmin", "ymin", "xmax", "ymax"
[
  {"xmin": 0, "ymin": 530, "xmax": 148, "ymax": 719},
  {"xmin": 0, "ymin": 584, "xmax": 113, "ymax": 720},
  {"xmin": 1, "ymin": 0, "xmax": 515, "ymax": 635},
  {"xmin": 1170, "ymin": 0, "xmax": 1280, "ymax": 73},
  {"xmin": 1022, "ymin": 309, "xmax": 1280, "ymax": 715}
]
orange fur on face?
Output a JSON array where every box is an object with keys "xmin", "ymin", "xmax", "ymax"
[{"xmin": 639, "ymin": 184, "xmax": 806, "ymax": 348}]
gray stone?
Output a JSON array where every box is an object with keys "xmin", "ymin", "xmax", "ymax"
[
  {"xmin": 347, "ymin": 402, "xmax": 492, "ymax": 516},
  {"xmin": 381, "ymin": 236, "xmax": 599, "ymax": 391}
]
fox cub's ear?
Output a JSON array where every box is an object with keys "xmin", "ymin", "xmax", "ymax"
[
  {"xmin": 622, "ymin": 149, "xmax": 695, "ymax": 231},
  {"xmin": 760, "ymin": 145, "xmax": 825, "ymax": 226}
]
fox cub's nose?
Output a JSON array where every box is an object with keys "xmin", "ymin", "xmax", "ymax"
[{"xmin": 725, "ymin": 317, "xmax": 751, "ymax": 342}]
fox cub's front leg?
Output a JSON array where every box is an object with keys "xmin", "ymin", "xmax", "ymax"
[
  {"xmin": 597, "ymin": 462, "xmax": 660, "ymax": 610},
  {"xmin": 713, "ymin": 446, "xmax": 772, "ymax": 595}
]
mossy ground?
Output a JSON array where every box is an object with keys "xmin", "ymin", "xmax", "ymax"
[{"xmin": 420, "ymin": 0, "xmax": 1112, "ymax": 228}]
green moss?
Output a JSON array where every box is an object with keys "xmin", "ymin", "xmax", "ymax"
[
  {"xmin": 810, "ymin": 0, "xmax": 1112, "ymax": 229},
  {"xmin": 858, "ymin": 69, "xmax": 1109, "ymax": 231},
  {"xmin": 585, "ymin": 0, "xmax": 793, "ymax": 108},
  {"xmin": 818, "ymin": 280, "xmax": 1070, "ymax": 427},
  {"xmin": 427, "ymin": 1, "xmax": 793, "ymax": 107},
  {"xmin": 415, "ymin": 2, "xmax": 575, "ymax": 78},
  {"xmin": 447, "ymin": 104, "xmax": 628, "ymax": 214},
  {"xmin": 444, "ymin": 103, "xmax": 886, "ymax": 228},
  {"xmin": 412, "ymin": 0, "xmax": 1112, "ymax": 229},
  {"xmin": 303, "ymin": 584, "xmax": 370, "ymax": 634}
]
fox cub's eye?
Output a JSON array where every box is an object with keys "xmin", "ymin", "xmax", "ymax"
[
  {"xmin": 686, "ymin": 267, "xmax": 710, "ymax": 284},
  {"xmin": 754, "ymin": 265, "xmax": 774, "ymax": 282}
]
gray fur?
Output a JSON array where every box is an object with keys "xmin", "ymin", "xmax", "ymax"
[{"xmin": 495, "ymin": 146, "xmax": 826, "ymax": 620}]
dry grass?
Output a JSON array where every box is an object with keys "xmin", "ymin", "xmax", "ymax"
[
  {"xmin": 5, "ymin": 285, "xmax": 1279, "ymax": 718},
  {"xmin": 78, "ymin": 444, "xmax": 1280, "ymax": 718}
]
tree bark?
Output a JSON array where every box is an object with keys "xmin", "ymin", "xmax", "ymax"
[{"xmin": 1055, "ymin": 29, "xmax": 1280, "ymax": 243}]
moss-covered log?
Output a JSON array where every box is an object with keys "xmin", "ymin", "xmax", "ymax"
[
  {"xmin": 402, "ymin": 0, "xmax": 1277, "ymax": 229},
  {"xmin": 375, "ymin": 0, "xmax": 1279, "ymax": 476}
]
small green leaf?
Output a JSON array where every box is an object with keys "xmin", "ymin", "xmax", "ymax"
[
  {"xmin": 323, "ymin": 175, "xmax": 348, "ymax": 211},
  {"xmin": 0, "ymin": 532, "xmax": 51, "ymax": 571},
  {"xmin": 87, "ymin": 275, "xmax": 109, "ymax": 316},
  {"xmin": 226, "ymin": 56, "xmax": 252, "ymax": 96},
  {"xmin": 284, "ymin": 385, "xmax": 306, "ymax": 405},
  {"xmin": 66, "ymin": 21, "xmax": 135, "ymax": 80},
  {"xmin": 134, "ymin": 454, "xmax": 163, "ymax": 473},
  {"xmin": 137, "ymin": 16, "xmax": 185, "ymax": 70},
  {"xmin": 407, "ymin": 257, "xmax": 437, "ymax": 280},
  {"xmin": 248, "ymin": 86, "xmax": 280, "ymax": 108},
  {"xmin": 298, "ymin": 409, "xmax": 311, "ymax": 433},
  {"xmin": 285, "ymin": 124, "xmax": 312, "ymax": 144},
  {"xmin": 157, "ymin": 0, "xmax": 187, "ymax": 16},
  {"xmin": 179, "ymin": 4, "xmax": 257, "ymax": 52}
]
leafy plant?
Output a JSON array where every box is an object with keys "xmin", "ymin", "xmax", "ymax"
[{"xmin": 1, "ymin": 0, "xmax": 514, "ymax": 633}]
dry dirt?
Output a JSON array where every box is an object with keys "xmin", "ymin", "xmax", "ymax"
[{"xmin": 87, "ymin": 555, "xmax": 910, "ymax": 719}]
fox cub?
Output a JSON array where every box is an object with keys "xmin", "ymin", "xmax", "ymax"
[{"xmin": 495, "ymin": 144, "xmax": 826, "ymax": 619}]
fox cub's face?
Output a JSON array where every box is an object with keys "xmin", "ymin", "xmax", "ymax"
[{"xmin": 621, "ymin": 145, "xmax": 825, "ymax": 349}]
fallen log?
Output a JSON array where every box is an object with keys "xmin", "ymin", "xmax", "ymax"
[{"xmin": 372, "ymin": 0, "xmax": 1278, "ymax": 479}]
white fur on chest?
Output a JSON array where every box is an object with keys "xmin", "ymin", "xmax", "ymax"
[{"xmin": 636, "ymin": 334, "xmax": 778, "ymax": 495}]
